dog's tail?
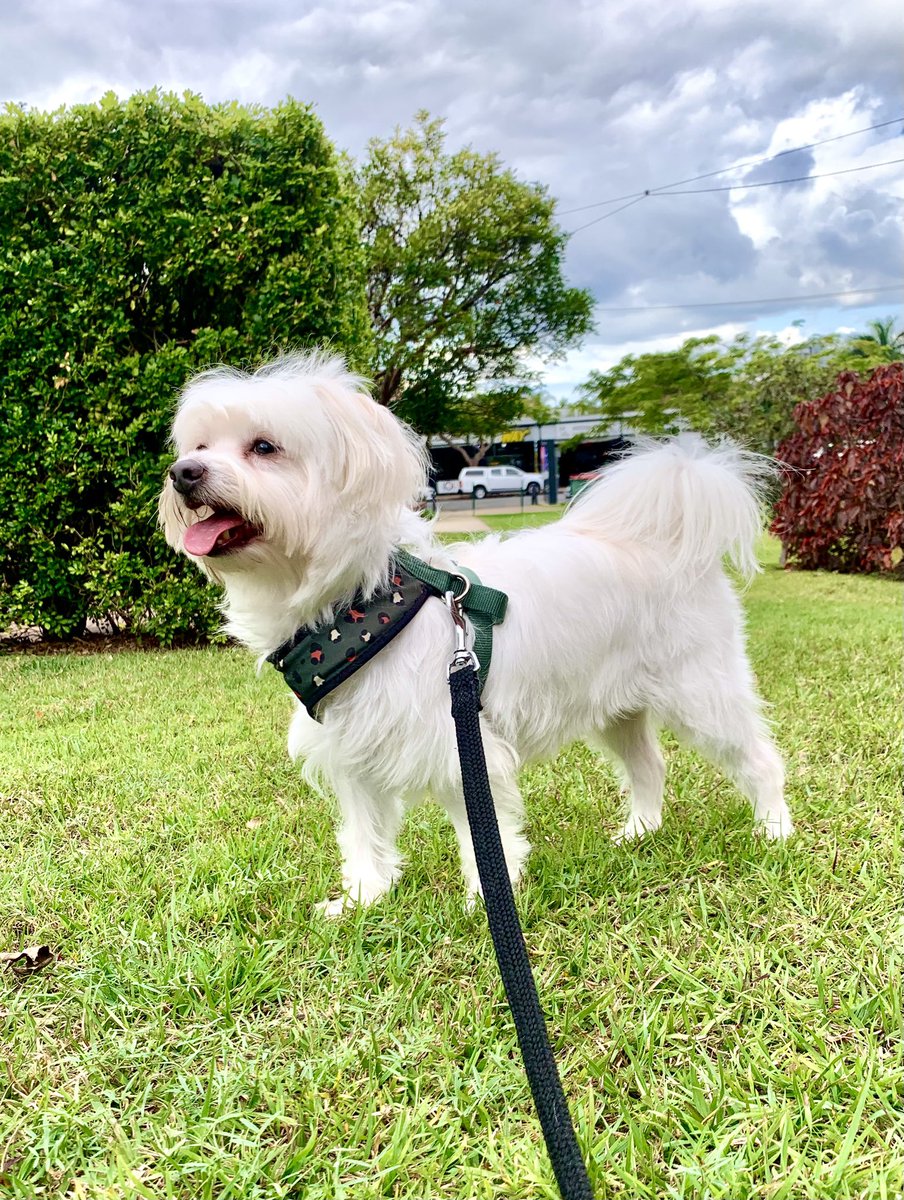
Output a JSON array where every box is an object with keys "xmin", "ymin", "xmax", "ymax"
[{"xmin": 561, "ymin": 434, "xmax": 774, "ymax": 580}]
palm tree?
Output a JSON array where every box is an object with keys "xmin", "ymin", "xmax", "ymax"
[{"xmin": 849, "ymin": 316, "xmax": 904, "ymax": 363}]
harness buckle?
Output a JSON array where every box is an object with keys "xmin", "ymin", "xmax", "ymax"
[{"xmin": 444, "ymin": 588, "xmax": 480, "ymax": 676}]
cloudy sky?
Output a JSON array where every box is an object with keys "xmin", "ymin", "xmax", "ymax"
[{"xmin": 3, "ymin": 0, "xmax": 902, "ymax": 398}]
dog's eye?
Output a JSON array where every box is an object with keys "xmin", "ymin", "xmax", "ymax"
[
  {"xmin": 195, "ymin": 444, "xmax": 207, "ymax": 452},
  {"xmin": 250, "ymin": 439, "xmax": 278, "ymax": 457}
]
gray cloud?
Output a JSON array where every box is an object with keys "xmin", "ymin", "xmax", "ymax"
[
  {"xmin": 741, "ymin": 148, "xmax": 817, "ymax": 186},
  {"xmin": 2, "ymin": 0, "xmax": 901, "ymax": 384}
]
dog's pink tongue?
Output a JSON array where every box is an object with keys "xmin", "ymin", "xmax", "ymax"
[{"xmin": 183, "ymin": 513, "xmax": 244, "ymax": 557}]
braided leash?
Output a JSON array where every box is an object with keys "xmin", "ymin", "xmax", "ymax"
[
  {"xmin": 270, "ymin": 557, "xmax": 594, "ymax": 1195},
  {"xmin": 447, "ymin": 609, "xmax": 594, "ymax": 1200}
]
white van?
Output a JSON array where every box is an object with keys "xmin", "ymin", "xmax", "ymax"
[{"xmin": 457, "ymin": 465, "xmax": 547, "ymax": 498}]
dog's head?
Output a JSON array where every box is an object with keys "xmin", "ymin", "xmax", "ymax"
[{"xmin": 158, "ymin": 354, "xmax": 428, "ymax": 590}]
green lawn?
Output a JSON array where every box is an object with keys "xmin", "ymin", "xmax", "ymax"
[
  {"xmin": 482, "ymin": 510, "xmax": 563, "ymax": 532},
  {"xmin": 0, "ymin": 533, "xmax": 900, "ymax": 1199}
]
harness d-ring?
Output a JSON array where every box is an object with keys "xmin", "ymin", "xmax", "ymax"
[{"xmin": 448, "ymin": 570, "xmax": 471, "ymax": 603}]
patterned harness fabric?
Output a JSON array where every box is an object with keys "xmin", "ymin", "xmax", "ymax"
[{"xmin": 267, "ymin": 563, "xmax": 433, "ymax": 718}]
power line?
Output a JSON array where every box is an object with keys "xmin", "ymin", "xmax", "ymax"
[
  {"xmin": 646, "ymin": 115, "xmax": 904, "ymax": 195},
  {"xmin": 594, "ymin": 284, "xmax": 902, "ymax": 313},
  {"xmin": 649, "ymin": 157, "xmax": 904, "ymax": 195},
  {"xmin": 567, "ymin": 156, "xmax": 904, "ymax": 233},
  {"xmin": 560, "ymin": 115, "xmax": 903, "ymax": 215},
  {"xmin": 569, "ymin": 194, "xmax": 646, "ymax": 232}
]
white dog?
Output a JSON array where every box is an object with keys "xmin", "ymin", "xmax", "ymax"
[{"xmin": 159, "ymin": 354, "xmax": 793, "ymax": 915}]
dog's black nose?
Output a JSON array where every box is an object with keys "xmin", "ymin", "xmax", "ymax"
[{"xmin": 170, "ymin": 458, "xmax": 207, "ymax": 495}]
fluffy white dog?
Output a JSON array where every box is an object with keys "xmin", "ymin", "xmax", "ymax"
[{"xmin": 159, "ymin": 354, "xmax": 793, "ymax": 915}]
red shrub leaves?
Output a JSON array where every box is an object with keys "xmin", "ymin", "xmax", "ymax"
[{"xmin": 771, "ymin": 363, "xmax": 904, "ymax": 573}]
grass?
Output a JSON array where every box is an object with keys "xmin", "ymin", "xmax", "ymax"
[
  {"xmin": 481, "ymin": 510, "xmax": 563, "ymax": 533},
  {"xmin": 0, "ymin": 531, "xmax": 900, "ymax": 1198}
]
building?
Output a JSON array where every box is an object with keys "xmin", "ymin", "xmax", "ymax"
[{"xmin": 427, "ymin": 411, "xmax": 633, "ymax": 486}]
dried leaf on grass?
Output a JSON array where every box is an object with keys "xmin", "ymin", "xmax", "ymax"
[
  {"xmin": 0, "ymin": 945, "xmax": 54, "ymax": 975},
  {"xmin": 0, "ymin": 1156, "xmax": 23, "ymax": 1187}
]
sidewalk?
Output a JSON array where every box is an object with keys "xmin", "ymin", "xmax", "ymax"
[{"xmin": 434, "ymin": 512, "xmax": 492, "ymax": 532}]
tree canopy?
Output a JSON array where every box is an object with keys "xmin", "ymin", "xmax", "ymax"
[
  {"xmin": 577, "ymin": 328, "xmax": 899, "ymax": 456},
  {"xmin": 0, "ymin": 90, "xmax": 368, "ymax": 640},
  {"xmin": 848, "ymin": 316, "xmax": 904, "ymax": 364},
  {"xmin": 356, "ymin": 112, "xmax": 594, "ymax": 440}
]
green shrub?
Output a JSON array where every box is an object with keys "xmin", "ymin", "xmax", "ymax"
[
  {"xmin": 0, "ymin": 90, "xmax": 370, "ymax": 640},
  {"xmin": 772, "ymin": 363, "xmax": 904, "ymax": 573}
]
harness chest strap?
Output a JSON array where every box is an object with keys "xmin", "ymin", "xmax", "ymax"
[
  {"xmin": 395, "ymin": 550, "xmax": 507, "ymax": 685},
  {"xmin": 267, "ymin": 553, "xmax": 508, "ymax": 718}
]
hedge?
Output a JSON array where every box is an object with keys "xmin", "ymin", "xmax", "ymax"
[{"xmin": 0, "ymin": 90, "xmax": 370, "ymax": 640}]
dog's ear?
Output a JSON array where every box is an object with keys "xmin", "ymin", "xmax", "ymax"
[{"xmin": 319, "ymin": 382, "xmax": 428, "ymax": 514}]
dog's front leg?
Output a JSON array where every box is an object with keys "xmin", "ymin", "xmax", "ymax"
[
  {"xmin": 442, "ymin": 771, "xmax": 531, "ymax": 908},
  {"xmin": 316, "ymin": 775, "xmax": 403, "ymax": 918}
]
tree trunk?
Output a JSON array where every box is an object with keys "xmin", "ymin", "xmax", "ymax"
[
  {"xmin": 448, "ymin": 440, "xmax": 492, "ymax": 467},
  {"xmin": 377, "ymin": 366, "xmax": 402, "ymax": 406}
]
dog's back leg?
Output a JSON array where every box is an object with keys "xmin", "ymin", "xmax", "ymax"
[
  {"xmin": 595, "ymin": 711, "xmax": 667, "ymax": 842},
  {"xmin": 316, "ymin": 775, "xmax": 405, "ymax": 917},
  {"xmin": 657, "ymin": 663, "xmax": 793, "ymax": 840}
]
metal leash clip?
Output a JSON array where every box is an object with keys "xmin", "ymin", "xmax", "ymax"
[{"xmin": 444, "ymin": 575, "xmax": 480, "ymax": 677}]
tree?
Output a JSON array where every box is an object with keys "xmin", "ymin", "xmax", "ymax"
[
  {"xmin": 0, "ymin": 91, "xmax": 368, "ymax": 640},
  {"xmin": 356, "ymin": 112, "xmax": 593, "ymax": 437},
  {"xmin": 771, "ymin": 363, "xmax": 904, "ymax": 573},
  {"xmin": 715, "ymin": 333, "xmax": 854, "ymax": 454},
  {"xmin": 576, "ymin": 331, "xmax": 893, "ymax": 456},
  {"xmin": 576, "ymin": 336, "xmax": 737, "ymax": 438},
  {"xmin": 433, "ymin": 388, "xmax": 556, "ymax": 467},
  {"xmin": 848, "ymin": 316, "xmax": 904, "ymax": 364}
]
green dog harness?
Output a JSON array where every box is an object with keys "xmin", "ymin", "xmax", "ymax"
[{"xmin": 267, "ymin": 553, "xmax": 508, "ymax": 719}]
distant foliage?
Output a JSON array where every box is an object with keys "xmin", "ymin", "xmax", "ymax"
[
  {"xmin": 771, "ymin": 363, "xmax": 904, "ymax": 574},
  {"xmin": 0, "ymin": 91, "xmax": 369, "ymax": 639},
  {"xmin": 577, "ymin": 330, "xmax": 898, "ymax": 456},
  {"xmin": 847, "ymin": 316, "xmax": 904, "ymax": 365}
]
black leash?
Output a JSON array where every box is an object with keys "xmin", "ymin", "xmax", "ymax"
[
  {"xmin": 448, "ymin": 656, "xmax": 594, "ymax": 1199},
  {"xmin": 269, "ymin": 559, "xmax": 593, "ymax": 1195}
]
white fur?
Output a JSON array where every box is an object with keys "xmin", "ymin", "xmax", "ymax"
[{"xmin": 160, "ymin": 354, "xmax": 793, "ymax": 913}]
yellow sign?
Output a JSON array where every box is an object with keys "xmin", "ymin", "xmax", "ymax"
[{"xmin": 501, "ymin": 429, "xmax": 529, "ymax": 443}]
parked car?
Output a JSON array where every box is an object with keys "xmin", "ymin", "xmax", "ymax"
[{"xmin": 457, "ymin": 465, "xmax": 547, "ymax": 499}]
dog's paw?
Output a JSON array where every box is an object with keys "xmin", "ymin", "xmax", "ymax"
[
  {"xmin": 612, "ymin": 813, "xmax": 661, "ymax": 844},
  {"xmin": 314, "ymin": 895, "xmax": 358, "ymax": 919},
  {"xmin": 754, "ymin": 810, "xmax": 795, "ymax": 840},
  {"xmin": 315, "ymin": 878, "xmax": 395, "ymax": 918}
]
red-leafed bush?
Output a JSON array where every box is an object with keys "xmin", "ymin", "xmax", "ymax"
[{"xmin": 771, "ymin": 363, "xmax": 904, "ymax": 573}]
